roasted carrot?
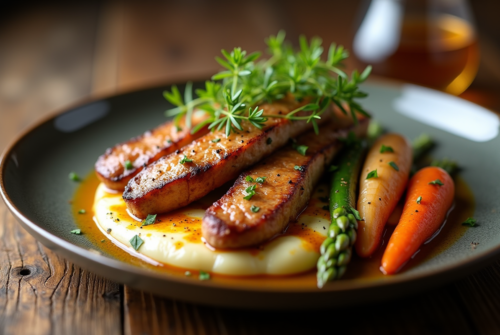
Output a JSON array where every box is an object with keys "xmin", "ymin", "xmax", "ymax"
[
  {"xmin": 381, "ymin": 166, "xmax": 455, "ymax": 274},
  {"xmin": 355, "ymin": 133, "xmax": 413, "ymax": 257}
]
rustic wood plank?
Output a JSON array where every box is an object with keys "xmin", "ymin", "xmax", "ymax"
[{"xmin": 0, "ymin": 2, "xmax": 123, "ymax": 334}]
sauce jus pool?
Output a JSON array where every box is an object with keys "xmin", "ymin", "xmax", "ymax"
[{"xmin": 73, "ymin": 172, "xmax": 475, "ymax": 289}]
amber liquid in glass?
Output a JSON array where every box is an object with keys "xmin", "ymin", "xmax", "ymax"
[{"xmin": 363, "ymin": 15, "xmax": 479, "ymax": 95}]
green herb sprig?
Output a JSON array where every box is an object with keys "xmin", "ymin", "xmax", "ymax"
[{"xmin": 164, "ymin": 31, "xmax": 371, "ymax": 137}]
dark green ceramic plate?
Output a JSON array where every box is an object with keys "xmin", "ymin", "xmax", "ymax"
[{"xmin": 1, "ymin": 80, "xmax": 499, "ymax": 309}]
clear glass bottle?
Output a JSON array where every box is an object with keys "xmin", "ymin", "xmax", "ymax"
[{"xmin": 353, "ymin": 0, "xmax": 479, "ymax": 95}]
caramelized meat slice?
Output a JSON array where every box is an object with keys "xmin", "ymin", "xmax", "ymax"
[
  {"xmin": 95, "ymin": 113, "xmax": 208, "ymax": 191},
  {"xmin": 202, "ymin": 117, "xmax": 369, "ymax": 249},
  {"xmin": 123, "ymin": 97, "xmax": 330, "ymax": 218}
]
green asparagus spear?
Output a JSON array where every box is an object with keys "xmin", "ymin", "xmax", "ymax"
[{"xmin": 317, "ymin": 140, "xmax": 365, "ymax": 288}]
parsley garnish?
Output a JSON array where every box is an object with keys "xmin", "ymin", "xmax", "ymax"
[
  {"xmin": 179, "ymin": 155, "xmax": 193, "ymax": 164},
  {"xmin": 251, "ymin": 205, "xmax": 260, "ymax": 213},
  {"xmin": 416, "ymin": 196, "xmax": 422, "ymax": 204},
  {"xmin": 142, "ymin": 214, "xmax": 157, "ymax": 226},
  {"xmin": 266, "ymin": 138, "xmax": 272, "ymax": 145},
  {"xmin": 329, "ymin": 165, "xmax": 338, "ymax": 172},
  {"xmin": 429, "ymin": 179, "xmax": 444, "ymax": 186},
  {"xmin": 349, "ymin": 207, "xmax": 362, "ymax": 221},
  {"xmin": 388, "ymin": 161, "xmax": 399, "ymax": 171},
  {"xmin": 199, "ymin": 271, "xmax": 211, "ymax": 280},
  {"xmin": 380, "ymin": 145, "xmax": 394, "ymax": 153},
  {"xmin": 245, "ymin": 176, "xmax": 255, "ymax": 182},
  {"xmin": 296, "ymin": 145, "xmax": 308, "ymax": 156},
  {"xmin": 70, "ymin": 229, "xmax": 81, "ymax": 235},
  {"xmin": 255, "ymin": 177, "xmax": 266, "ymax": 183},
  {"xmin": 78, "ymin": 209, "xmax": 86, "ymax": 214},
  {"xmin": 124, "ymin": 160, "xmax": 133, "ymax": 170},
  {"xmin": 69, "ymin": 172, "xmax": 80, "ymax": 182},
  {"xmin": 130, "ymin": 235, "xmax": 144, "ymax": 251},
  {"xmin": 211, "ymin": 138, "xmax": 221, "ymax": 143},
  {"xmin": 164, "ymin": 32, "xmax": 371, "ymax": 136},
  {"xmin": 294, "ymin": 165, "xmax": 304, "ymax": 172},
  {"xmin": 462, "ymin": 217, "xmax": 478, "ymax": 227},
  {"xmin": 243, "ymin": 185, "xmax": 257, "ymax": 200},
  {"xmin": 366, "ymin": 170, "xmax": 378, "ymax": 179}
]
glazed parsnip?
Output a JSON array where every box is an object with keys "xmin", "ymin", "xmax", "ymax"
[
  {"xmin": 95, "ymin": 113, "xmax": 208, "ymax": 191},
  {"xmin": 123, "ymin": 97, "xmax": 331, "ymax": 219},
  {"xmin": 203, "ymin": 117, "xmax": 369, "ymax": 249},
  {"xmin": 355, "ymin": 134, "xmax": 413, "ymax": 257}
]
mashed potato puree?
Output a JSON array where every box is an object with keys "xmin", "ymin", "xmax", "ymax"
[{"xmin": 93, "ymin": 183, "xmax": 330, "ymax": 276}]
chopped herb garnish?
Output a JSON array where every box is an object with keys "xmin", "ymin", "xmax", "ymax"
[
  {"xmin": 142, "ymin": 214, "xmax": 157, "ymax": 226},
  {"xmin": 266, "ymin": 138, "xmax": 272, "ymax": 145},
  {"xmin": 101, "ymin": 239, "xmax": 105, "ymax": 243},
  {"xmin": 211, "ymin": 138, "xmax": 221, "ymax": 143},
  {"xmin": 380, "ymin": 145, "xmax": 394, "ymax": 153},
  {"xmin": 70, "ymin": 229, "xmax": 81, "ymax": 235},
  {"xmin": 255, "ymin": 176, "xmax": 266, "ymax": 183},
  {"xmin": 296, "ymin": 145, "xmax": 308, "ymax": 156},
  {"xmin": 124, "ymin": 160, "xmax": 134, "ymax": 170},
  {"xmin": 106, "ymin": 228, "xmax": 112, "ymax": 234},
  {"xmin": 366, "ymin": 169, "xmax": 378, "ymax": 179},
  {"xmin": 167, "ymin": 139, "xmax": 172, "ymax": 144},
  {"xmin": 130, "ymin": 235, "xmax": 144, "ymax": 251},
  {"xmin": 245, "ymin": 176, "xmax": 255, "ymax": 182},
  {"xmin": 294, "ymin": 165, "xmax": 305, "ymax": 172},
  {"xmin": 429, "ymin": 179, "xmax": 444, "ymax": 186},
  {"xmin": 388, "ymin": 161, "xmax": 399, "ymax": 171},
  {"xmin": 69, "ymin": 172, "xmax": 80, "ymax": 182},
  {"xmin": 349, "ymin": 207, "xmax": 362, "ymax": 221},
  {"xmin": 462, "ymin": 217, "xmax": 478, "ymax": 227},
  {"xmin": 185, "ymin": 271, "xmax": 191, "ymax": 276},
  {"xmin": 243, "ymin": 185, "xmax": 257, "ymax": 200},
  {"xmin": 179, "ymin": 155, "xmax": 193, "ymax": 164},
  {"xmin": 416, "ymin": 196, "xmax": 422, "ymax": 204},
  {"xmin": 199, "ymin": 271, "xmax": 211, "ymax": 280},
  {"xmin": 78, "ymin": 209, "xmax": 86, "ymax": 214},
  {"xmin": 251, "ymin": 205, "xmax": 260, "ymax": 213},
  {"xmin": 329, "ymin": 165, "xmax": 338, "ymax": 172},
  {"xmin": 176, "ymin": 125, "xmax": 182, "ymax": 132}
]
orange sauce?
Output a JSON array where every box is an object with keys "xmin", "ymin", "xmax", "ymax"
[{"xmin": 73, "ymin": 171, "xmax": 474, "ymax": 289}]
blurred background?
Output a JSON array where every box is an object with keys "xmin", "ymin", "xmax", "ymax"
[{"xmin": 1, "ymin": 0, "xmax": 499, "ymax": 152}]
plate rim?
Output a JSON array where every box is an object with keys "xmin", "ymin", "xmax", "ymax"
[{"xmin": 1, "ymin": 78, "xmax": 499, "ymax": 303}]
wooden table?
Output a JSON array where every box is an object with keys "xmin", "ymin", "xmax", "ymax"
[{"xmin": 1, "ymin": 1, "xmax": 500, "ymax": 334}]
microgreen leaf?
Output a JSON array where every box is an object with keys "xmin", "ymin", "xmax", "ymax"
[
  {"xmin": 416, "ymin": 196, "xmax": 422, "ymax": 204},
  {"xmin": 78, "ymin": 209, "xmax": 86, "ymax": 214},
  {"xmin": 255, "ymin": 177, "xmax": 266, "ymax": 183},
  {"xmin": 199, "ymin": 271, "xmax": 211, "ymax": 280},
  {"xmin": 211, "ymin": 138, "xmax": 221, "ymax": 143},
  {"xmin": 245, "ymin": 176, "xmax": 255, "ymax": 182},
  {"xmin": 179, "ymin": 155, "xmax": 193, "ymax": 164},
  {"xmin": 142, "ymin": 214, "xmax": 157, "ymax": 226},
  {"xmin": 69, "ymin": 172, "xmax": 80, "ymax": 182},
  {"xmin": 462, "ymin": 217, "xmax": 478, "ymax": 227},
  {"xmin": 388, "ymin": 161, "xmax": 399, "ymax": 171},
  {"xmin": 380, "ymin": 145, "xmax": 394, "ymax": 153},
  {"xmin": 243, "ymin": 185, "xmax": 257, "ymax": 200},
  {"xmin": 70, "ymin": 229, "xmax": 82, "ymax": 235},
  {"xmin": 294, "ymin": 165, "xmax": 305, "ymax": 172},
  {"xmin": 130, "ymin": 235, "xmax": 144, "ymax": 251},
  {"xmin": 349, "ymin": 207, "xmax": 362, "ymax": 221},
  {"xmin": 429, "ymin": 179, "xmax": 444, "ymax": 186},
  {"xmin": 251, "ymin": 205, "xmax": 260, "ymax": 213},
  {"xmin": 366, "ymin": 170, "xmax": 378, "ymax": 179},
  {"xmin": 296, "ymin": 145, "xmax": 308, "ymax": 156},
  {"xmin": 124, "ymin": 160, "xmax": 133, "ymax": 170}
]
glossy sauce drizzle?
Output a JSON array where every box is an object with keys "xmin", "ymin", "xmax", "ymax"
[{"xmin": 73, "ymin": 172, "xmax": 475, "ymax": 289}]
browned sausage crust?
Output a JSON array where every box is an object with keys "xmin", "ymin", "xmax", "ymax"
[
  {"xmin": 123, "ymin": 97, "xmax": 331, "ymax": 218},
  {"xmin": 95, "ymin": 113, "xmax": 208, "ymax": 191},
  {"xmin": 202, "ymin": 116, "xmax": 369, "ymax": 249}
]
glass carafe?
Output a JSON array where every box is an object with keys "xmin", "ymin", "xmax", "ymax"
[{"xmin": 353, "ymin": 0, "xmax": 479, "ymax": 95}]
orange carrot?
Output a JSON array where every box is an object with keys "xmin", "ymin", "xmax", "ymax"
[
  {"xmin": 381, "ymin": 166, "xmax": 455, "ymax": 274},
  {"xmin": 355, "ymin": 134, "xmax": 413, "ymax": 257}
]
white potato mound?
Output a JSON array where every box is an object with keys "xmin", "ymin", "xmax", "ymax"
[{"xmin": 93, "ymin": 183, "xmax": 329, "ymax": 276}]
